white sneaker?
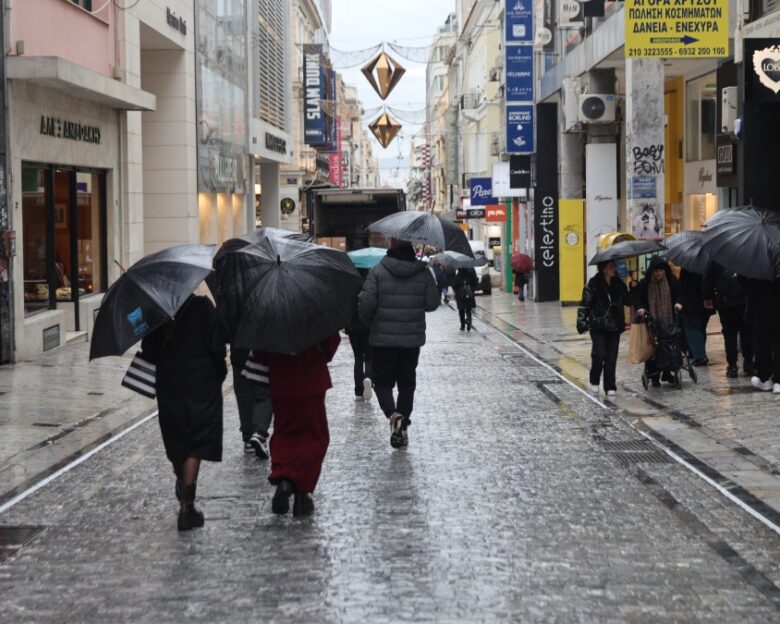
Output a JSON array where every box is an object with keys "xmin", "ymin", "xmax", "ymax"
[
  {"xmin": 751, "ymin": 376, "xmax": 773, "ymax": 392},
  {"xmin": 607, "ymin": 390, "xmax": 617, "ymax": 397},
  {"xmin": 773, "ymin": 383, "xmax": 780, "ymax": 394},
  {"xmin": 249, "ymin": 432, "xmax": 270, "ymax": 460},
  {"xmin": 362, "ymin": 377, "xmax": 373, "ymax": 401},
  {"xmin": 590, "ymin": 385, "xmax": 599, "ymax": 394}
]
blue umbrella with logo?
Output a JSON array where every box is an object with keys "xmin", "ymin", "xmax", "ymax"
[
  {"xmin": 89, "ymin": 244, "xmax": 215, "ymax": 359},
  {"xmin": 347, "ymin": 247, "xmax": 387, "ymax": 269}
]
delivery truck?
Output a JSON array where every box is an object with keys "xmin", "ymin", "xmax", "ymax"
[{"xmin": 307, "ymin": 188, "xmax": 405, "ymax": 252}]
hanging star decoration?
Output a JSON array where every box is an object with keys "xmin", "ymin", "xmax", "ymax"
[
  {"xmin": 361, "ymin": 51, "xmax": 406, "ymax": 100},
  {"xmin": 369, "ymin": 112, "xmax": 402, "ymax": 149}
]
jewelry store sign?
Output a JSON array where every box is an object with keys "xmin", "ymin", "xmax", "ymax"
[
  {"xmin": 40, "ymin": 116, "xmax": 101, "ymax": 144},
  {"xmin": 625, "ymin": 0, "xmax": 728, "ymax": 58}
]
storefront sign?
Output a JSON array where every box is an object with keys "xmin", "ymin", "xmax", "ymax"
[
  {"xmin": 303, "ymin": 45, "xmax": 327, "ymax": 146},
  {"xmin": 625, "ymin": 0, "xmax": 728, "ymax": 58},
  {"xmin": 506, "ymin": 105, "xmax": 534, "ymax": 153},
  {"xmin": 265, "ymin": 132, "xmax": 287, "ymax": 155},
  {"xmin": 456, "ymin": 207, "xmax": 466, "ymax": 219},
  {"xmin": 505, "ymin": 45, "xmax": 534, "ymax": 101},
  {"xmin": 486, "ymin": 205, "xmax": 507, "ymax": 222},
  {"xmin": 489, "ymin": 237, "xmax": 501, "ymax": 247},
  {"xmin": 506, "ymin": 0, "xmax": 534, "ymax": 44},
  {"xmin": 560, "ymin": 0, "xmax": 584, "ymax": 26},
  {"xmin": 534, "ymin": 103, "xmax": 559, "ymax": 302},
  {"xmin": 166, "ymin": 7, "xmax": 187, "ymax": 35},
  {"xmin": 716, "ymin": 133, "xmax": 736, "ymax": 185},
  {"xmin": 510, "ymin": 155, "xmax": 532, "ymax": 188},
  {"xmin": 329, "ymin": 115, "xmax": 343, "ymax": 186},
  {"xmin": 685, "ymin": 160, "xmax": 717, "ymax": 194},
  {"xmin": 40, "ymin": 116, "xmax": 101, "ymax": 144},
  {"xmin": 465, "ymin": 208, "xmax": 486, "ymax": 219},
  {"xmin": 492, "ymin": 162, "xmax": 526, "ymax": 198},
  {"xmin": 745, "ymin": 39, "xmax": 780, "ymax": 102},
  {"xmin": 470, "ymin": 177, "xmax": 497, "ymax": 206}
]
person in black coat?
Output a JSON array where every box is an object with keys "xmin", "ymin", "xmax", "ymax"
[
  {"xmin": 742, "ymin": 278, "xmax": 780, "ymax": 391},
  {"xmin": 453, "ymin": 267, "xmax": 478, "ymax": 331},
  {"xmin": 514, "ymin": 270, "xmax": 528, "ymax": 301},
  {"xmin": 703, "ymin": 263, "xmax": 753, "ymax": 379},
  {"xmin": 345, "ymin": 268, "xmax": 373, "ymax": 401},
  {"xmin": 678, "ymin": 268, "xmax": 715, "ymax": 366},
  {"xmin": 141, "ymin": 294, "xmax": 227, "ymax": 531},
  {"xmin": 577, "ymin": 260, "xmax": 628, "ymax": 396}
]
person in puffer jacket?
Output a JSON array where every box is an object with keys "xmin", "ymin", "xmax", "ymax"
[{"xmin": 358, "ymin": 239, "xmax": 440, "ymax": 449}]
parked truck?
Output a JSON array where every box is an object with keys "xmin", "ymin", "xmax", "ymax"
[{"xmin": 307, "ymin": 187, "xmax": 405, "ymax": 252}]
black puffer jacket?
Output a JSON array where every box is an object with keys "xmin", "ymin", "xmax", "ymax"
[
  {"xmin": 577, "ymin": 274, "xmax": 628, "ymax": 334},
  {"xmin": 358, "ymin": 245, "xmax": 440, "ymax": 348}
]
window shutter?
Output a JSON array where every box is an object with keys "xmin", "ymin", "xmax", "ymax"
[{"xmin": 257, "ymin": 0, "xmax": 287, "ymax": 131}]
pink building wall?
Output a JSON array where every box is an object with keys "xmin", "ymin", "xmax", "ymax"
[{"xmin": 12, "ymin": 0, "xmax": 116, "ymax": 77}]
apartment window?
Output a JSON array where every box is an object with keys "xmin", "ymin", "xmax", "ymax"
[
  {"xmin": 257, "ymin": 0, "xmax": 287, "ymax": 131},
  {"xmin": 686, "ymin": 72, "xmax": 717, "ymax": 162},
  {"xmin": 70, "ymin": 0, "xmax": 93, "ymax": 10}
]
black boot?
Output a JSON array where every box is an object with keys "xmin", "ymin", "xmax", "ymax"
[
  {"xmin": 272, "ymin": 479, "xmax": 294, "ymax": 515},
  {"xmin": 726, "ymin": 365, "xmax": 739, "ymax": 379},
  {"xmin": 293, "ymin": 492, "xmax": 314, "ymax": 517},
  {"xmin": 177, "ymin": 484, "xmax": 205, "ymax": 531}
]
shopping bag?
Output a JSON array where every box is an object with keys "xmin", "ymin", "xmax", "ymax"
[
  {"xmin": 121, "ymin": 352, "xmax": 156, "ymax": 398},
  {"xmin": 628, "ymin": 322, "xmax": 654, "ymax": 364}
]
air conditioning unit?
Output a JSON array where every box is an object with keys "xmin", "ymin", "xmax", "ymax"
[
  {"xmin": 579, "ymin": 94, "xmax": 616, "ymax": 123},
  {"xmin": 561, "ymin": 77, "xmax": 582, "ymax": 132}
]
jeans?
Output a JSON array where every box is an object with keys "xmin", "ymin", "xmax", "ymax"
[
  {"xmin": 718, "ymin": 305, "xmax": 752, "ymax": 368},
  {"xmin": 681, "ymin": 312, "xmax": 710, "ymax": 363},
  {"xmin": 589, "ymin": 331, "xmax": 620, "ymax": 391},
  {"xmin": 458, "ymin": 307, "xmax": 472, "ymax": 329},
  {"xmin": 348, "ymin": 331, "xmax": 373, "ymax": 396},
  {"xmin": 372, "ymin": 346, "xmax": 421, "ymax": 428},
  {"xmin": 232, "ymin": 364, "xmax": 273, "ymax": 439}
]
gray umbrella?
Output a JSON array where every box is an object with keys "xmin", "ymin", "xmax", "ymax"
[
  {"xmin": 588, "ymin": 239, "xmax": 666, "ymax": 266},
  {"xmin": 663, "ymin": 231, "xmax": 711, "ymax": 275},
  {"xmin": 368, "ymin": 211, "xmax": 474, "ymax": 257},
  {"xmin": 433, "ymin": 250, "xmax": 488, "ymax": 273},
  {"xmin": 217, "ymin": 235, "xmax": 362, "ymax": 354}
]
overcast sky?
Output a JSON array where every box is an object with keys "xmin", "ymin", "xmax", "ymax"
[{"xmin": 329, "ymin": 0, "xmax": 455, "ymax": 186}]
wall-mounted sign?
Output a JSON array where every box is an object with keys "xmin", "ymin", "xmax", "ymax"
[
  {"xmin": 506, "ymin": 0, "xmax": 534, "ymax": 44},
  {"xmin": 745, "ymin": 39, "xmax": 780, "ymax": 102},
  {"xmin": 265, "ymin": 132, "xmax": 287, "ymax": 155},
  {"xmin": 280, "ymin": 197, "xmax": 296, "ymax": 215},
  {"xmin": 624, "ymin": 0, "xmax": 728, "ymax": 59},
  {"xmin": 470, "ymin": 177, "xmax": 497, "ymax": 206},
  {"xmin": 465, "ymin": 207, "xmax": 486, "ymax": 219},
  {"xmin": 456, "ymin": 207, "xmax": 467, "ymax": 219},
  {"xmin": 486, "ymin": 205, "xmax": 507, "ymax": 222},
  {"xmin": 510, "ymin": 155, "xmax": 532, "ymax": 188},
  {"xmin": 40, "ymin": 116, "xmax": 101, "ymax": 144},
  {"xmin": 506, "ymin": 105, "xmax": 534, "ymax": 153},
  {"xmin": 631, "ymin": 176, "xmax": 657, "ymax": 199},
  {"xmin": 167, "ymin": 7, "xmax": 187, "ymax": 35},
  {"xmin": 303, "ymin": 45, "xmax": 327, "ymax": 146},
  {"xmin": 489, "ymin": 237, "xmax": 501, "ymax": 247},
  {"xmin": 505, "ymin": 45, "xmax": 534, "ymax": 101},
  {"xmin": 560, "ymin": 0, "xmax": 583, "ymax": 26},
  {"xmin": 534, "ymin": 104, "xmax": 559, "ymax": 302},
  {"xmin": 685, "ymin": 160, "xmax": 717, "ymax": 195},
  {"xmin": 716, "ymin": 133, "xmax": 736, "ymax": 186}
]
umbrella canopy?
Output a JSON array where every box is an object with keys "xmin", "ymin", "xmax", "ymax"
[
  {"xmin": 90, "ymin": 244, "xmax": 215, "ymax": 360},
  {"xmin": 347, "ymin": 247, "xmax": 387, "ymax": 269},
  {"xmin": 663, "ymin": 231, "xmax": 711, "ymax": 275},
  {"xmin": 217, "ymin": 235, "xmax": 362, "ymax": 354},
  {"xmin": 588, "ymin": 239, "xmax": 666, "ymax": 266},
  {"xmin": 368, "ymin": 211, "xmax": 474, "ymax": 257},
  {"xmin": 510, "ymin": 253, "xmax": 532, "ymax": 273},
  {"xmin": 434, "ymin": 250, "xmax": 488, "ymax": 272},
  {"xmin": 701, "ymin": 207, "xmax": 780, "ymax": 281}
]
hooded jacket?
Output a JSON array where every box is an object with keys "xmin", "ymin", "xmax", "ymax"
[
  {"xmin": 630, "ymin": 256, "xmax": 683, "ymax": 313},
  {"xmin": 358, "ymin": 245, "xmax": 440, "ymax": 348}
]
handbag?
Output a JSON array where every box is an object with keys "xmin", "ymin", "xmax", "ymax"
[
  {"xmin": 628, "ymin": 322, "xmax": 654, "ymax": 364},
  {"xmin": 121, "ymin": 352, "xmax": 157, "ymax": 398}
]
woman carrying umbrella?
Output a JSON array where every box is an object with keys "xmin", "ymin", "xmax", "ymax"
[
  {"xmin": 576, "ymin": 260, "xmax": 628, "ymax": 396},
  {"xmin": 453, "ymin": 267, "xmax": 478, "ymax": 331}
]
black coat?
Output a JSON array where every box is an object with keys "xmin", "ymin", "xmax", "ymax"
[
  {"xmin": 577, "ymin": 274, "xmax": 628, "ymax": 334},
  {"xmin": 702, "ymin": 263, "xmax": 748, "ymax": 309},
  {"xmin": 678, "ymin": 269, "xmax": 714, "ymax": 318},
  {"xmin": 142, "ymin": 295, "xmax": 227, "ymax": 464},
  {"xmin": 453, "ymin": 269, "xmax": 478, "ymax": 310}
]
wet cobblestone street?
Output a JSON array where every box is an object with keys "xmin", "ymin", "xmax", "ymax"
[{"xmin": 1, "ymin": 307, "xmax": 779, "ymax": 622}]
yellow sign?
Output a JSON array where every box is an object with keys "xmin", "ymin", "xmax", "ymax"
[
  {"xmin": 558, "ymin": 199, "xmax": 585, "ymax": 304},
  {"xmin": 625, "ymin": 0, "xmax": 728, "ymax": 58}
]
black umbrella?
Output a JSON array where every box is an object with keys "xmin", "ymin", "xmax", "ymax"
[
  {"xmin": 90, "ymin": 244, "xmax": 215, "ymax": 360},
  {"xmin": 217, "ymin": 235, "xmax": 362, "ymax": 354},
  {"xmin": 206, "ymin": 227, "xmax": 310, "ymax": 297},
  {"xmin": 433, "ymin": 250, "xmax": 488, "ymax": 272},
  {"xmin": 663, "ymin": 231, "xmax": 711, "ymax": 275},
  {"xmin": 588, "ymin": 239, "xmax": 666, "ymax": 266},
  {"xmin": 368, "ymin": 211, "xmax": 474, "ymax": 257}
]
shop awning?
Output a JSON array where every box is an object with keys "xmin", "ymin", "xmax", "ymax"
[{"xmin": 7, "ymin": 57, "xmax": 156, "ymax": 112}]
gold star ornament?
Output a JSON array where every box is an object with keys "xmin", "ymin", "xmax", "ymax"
[
  {"xmin": 361, "ymin": 52, "xmax": 406, "ymax": 100},
  {"xmin": 369, "ymin": 113, "xmax": 402, "ymax": 148}
]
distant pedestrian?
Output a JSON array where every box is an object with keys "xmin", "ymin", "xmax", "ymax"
[
  {"xmin": 632, "ymin": 256, "xmax": 683, "ymax": 386},
  {"xmin": 358, "ymin": 239, "xmax": 440, "ymax": 448},
  {"xmin": 703, "ymin": 263, "xmax": 753, "ymax": 379},
  {"xmin": 743, "ymin": 279, "xmax": 780, "ymax": 392},
  {"xmin": 141, "ymin": 295, "xmax": 227, "ymax": 531},
  {"xmin": 678, "ymin": 268, "xmax": 714, "ymax": 366},
  {"xmin": 576, "ymin": 260, "xmax": 628, "ymax": 397},
  {"xmin": 230, "ymin": 346, "xmax": 272, "ymax": 459},
  {"xmin": 514, "ymin": 270, "xmax": 528, "ymax": 301},
  {"xmin": 346, "ymin": 268, "xmax": 373, "ymax": 401},
  {"xmin": 431, "ymin": 257, "xmax": 448, "ymax": 303},
  {"xmin": 255, "ymin": 334, "xmax": 340, "ymax": 517},
  {"xmin": 453, "ymin": 267, "xmax": 478, "ymax": 331}
]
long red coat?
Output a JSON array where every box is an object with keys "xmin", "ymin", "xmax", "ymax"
[{"xmin": 263, "ymin": 334, "xmax": 340, "ymax": 399}]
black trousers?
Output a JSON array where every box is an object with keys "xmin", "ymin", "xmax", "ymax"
[
  {"xmin": 458, "ymin": 307, "xmax": 472, "ymax": 328},
  {"xmin": 348, "ymin": 331, "xmax": 373, "ymax": 396},
  {"xmin": 372, "ymin": 346, "xmax": 420, "ymax": 428},
  {"xmin": 718, "ymin": 305, "xmax": 752, "ymax": 368},
  {"xmin": 589, "ymin": 331, "xmax": 620, "ymax": 391},
  {"xmin": 752, "ymin": 313, "xmax": 780, "ymax": 382}
]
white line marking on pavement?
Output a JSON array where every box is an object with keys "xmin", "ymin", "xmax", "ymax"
[
  {"xmin": 0, "ymin": 411, "xmax": 159, "ymax": 515},
  {"xmin": 477, "ymin": 316, "xmax": 780, "ymax": 537}
]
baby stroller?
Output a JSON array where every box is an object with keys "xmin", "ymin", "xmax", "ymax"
[{"xmin": 640, "ymin": 312, "xmax": 698, "ymax": 390}]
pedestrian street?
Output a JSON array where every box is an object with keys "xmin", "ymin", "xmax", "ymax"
[{"xmin": 1, "ymin": 306, "xmax": 779, "ymax": 623}]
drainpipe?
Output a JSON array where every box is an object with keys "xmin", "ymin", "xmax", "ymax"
[{"xmin": 0, "ymin": 0, "xmax": 14, "ymax": 363}]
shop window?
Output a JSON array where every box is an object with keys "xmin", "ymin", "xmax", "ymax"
[
  {"xmin": 21, "ymin": 164, "xmax": 106, "ymax": 326},
  {"xmin": 70, "ymin": 0, "xmax": 93, "ymax": 10},
  {"xmin": 686, "ymin": 73, "xmax": 717, "ymax": 162}
]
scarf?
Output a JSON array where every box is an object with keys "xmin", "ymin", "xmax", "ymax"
[{"xmin": 648, "ymin": 274, "xmax": 673, "ymax": 323}]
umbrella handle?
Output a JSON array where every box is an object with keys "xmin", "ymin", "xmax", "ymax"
[{"xmin": 114, "ymin": 259, "xmax": 127, "ymax": 273}]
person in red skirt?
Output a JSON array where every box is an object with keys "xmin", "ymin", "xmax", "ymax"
[{"xmin": 252, "ymin": 333, "xmax": 340, "ymax": 517}]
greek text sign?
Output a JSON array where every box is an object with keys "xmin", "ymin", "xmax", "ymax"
[
  {"xmin": 625, "ymin": 0, "xmax": 728, "ymax": 59},
  {"xmin": 40, "ymin": 116, "xmax": 101, "ymax": 144}
]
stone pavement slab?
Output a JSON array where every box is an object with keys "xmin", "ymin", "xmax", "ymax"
[{"xmin": 0, "ymin": 308, "xmax": 779, "ymax": 622}]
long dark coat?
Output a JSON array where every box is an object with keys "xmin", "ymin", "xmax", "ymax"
[
  {"xmin": 453, "ymin": 269, "xmax": 478, "ymax": 311},
  {"xmin": 142, "ymin": 295, "xmax": 227, "ymax": 464}
]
